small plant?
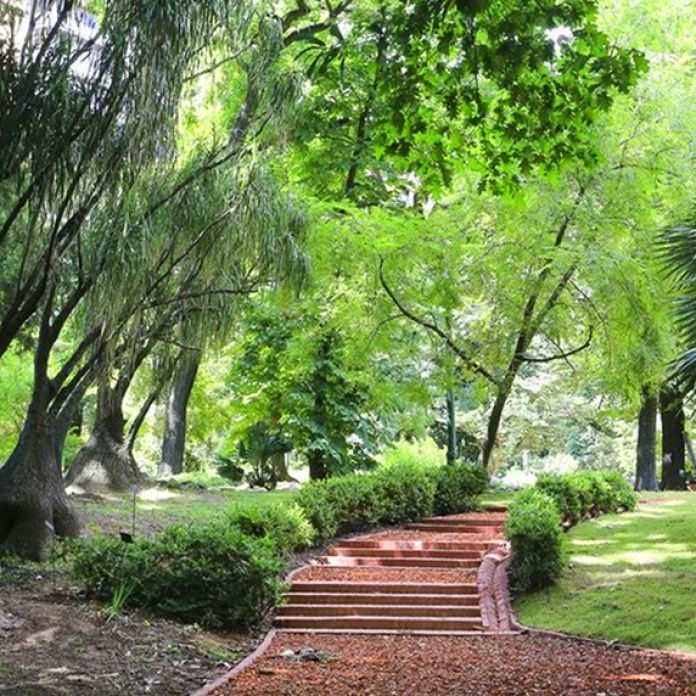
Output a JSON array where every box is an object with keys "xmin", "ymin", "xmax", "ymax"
[{"xmin": 103, "ymin": 579, "xmax": 135, "ymax": 621}]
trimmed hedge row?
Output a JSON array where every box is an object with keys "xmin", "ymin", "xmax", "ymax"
[
  {"xmin": 296, "ymin": 462, "xmax": 488, "ymax": 540},
  {"xmin": 507, "ymin": 471, "xmax": 636, "ymax": 593},
  {"xmin": 71, "ymin": 462, "xmax": 488, "ymax": 628}
]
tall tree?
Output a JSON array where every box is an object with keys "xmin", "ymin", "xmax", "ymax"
[{"xmin": 635, "ymin": 387, "xmax": 658, "ymax": 491}]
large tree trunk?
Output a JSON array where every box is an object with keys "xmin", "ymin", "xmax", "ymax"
[
  {"xmin": 0, "ymin": 405, "xmax": 80, "ymax": 560},
  {"xmin": 635, "ymin": 387, "xmax": 658, "ymax": 491},
  {"xmin": 159, "ymin": 348, "xmax": 201, "ymax": 477},
  {"xmin": 660, "ymin": 386, "xmax": 686, "ymax": 490},
  {"xmin": 660, "ymin": 385, "xmax": 687, "ymax": 490},
  {"xmin": 65, "ymin": 382, "xmax": 141, "ymax": 491}
]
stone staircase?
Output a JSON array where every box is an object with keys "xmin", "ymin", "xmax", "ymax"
[{"xmin": 274, "ymin": 512, "xmax": 507, "ymax": 634}]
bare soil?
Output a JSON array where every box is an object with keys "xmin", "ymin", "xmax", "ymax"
[
  {"xmin": 217, "ymin": 632, "xmax": 696, "ymax": 696},
  {"xmin": 0, "ymin": 567, "xmax": 263, "ymax": 696}
]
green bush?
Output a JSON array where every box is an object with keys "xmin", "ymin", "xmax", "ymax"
[
  {"xmin": 295, "ymin": 480, "xmax": 339, "ymax": 540},
  {"xmin": 226, "ymin": 503, "xmax": 314, "ymax": 553},
  {"xmin": 434, "ymin": 463, "xmax": 488, "ymax": 515},
  {"xmin": 601, "ymin": 471, "xmax": 637, "ymax": 512},
  {"xmin": 297, "ymin": 462, "xmax": 488, "ymax": 541},
  {"xmin": 507, "ymin": 488, "xmax": 564, "ymax": 593},
  {"xmin": 70, "ymin": 523, "xmax": 285, "ymax": 629},
  {"xmin": 373, "ymin": 463, "xmax": 437, "ymax": 524},
  {"xmin": 573, "ymin": 471, "xmax": 613, "ymax": 515},
  {"xmin": 535, "ymin": 474, "xmax": 582, "ymax": 525}
]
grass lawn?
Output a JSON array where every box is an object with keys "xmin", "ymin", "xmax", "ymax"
[
  {"xmin": 480, "ymin": 490, "xmax": 519, "ymax": 508},
  {"xmin": 515, "ymin": 492, "xmax": 696, "ymax": 653},
  {"xmin": 72, "ymin": 487, "xmax": 297, "ymax": 538}
]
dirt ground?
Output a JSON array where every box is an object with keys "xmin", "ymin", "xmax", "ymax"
[{"xmin": 0, "ymin": 565, "xmax": 263, "ymax": 696}]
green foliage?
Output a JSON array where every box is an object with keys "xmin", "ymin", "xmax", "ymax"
[
  {"xmin": 372, "ymin": 463, "xmax": 439, "ymax": 526},
  {"xmin": 535, "ymin": 474, "xmax": 582, "ymax": 525},
  {"xmin": 536, "ymin": 471, "xmax": 636, "ymax": 523},
  {"xmin": 382, "ymin": 439, "xmax": 444, "ymax": 469},
  {"xmin": 70, "ymin": 523, "xmax": 285, "ymax": 629},
  {"xmin": 238, "ymin": 422, "xmax": 291, "ymax": 489},
  {"xmin": 572, "ymin": 471, "xmax": 614, "ymax": 516},
  {"xmin": 507, "ymin": 489, "xmax": 565, "ymax": 593},
  {"xmin": 509, "ymin": 471, "xmax": 635, "ymax": 593},
  {"xmin": 297, "ymin": 462, "xmax": 487, "ymax": 541},
  {"xmin": 601, "ymin": 471, "xmax": 637, "ymax": 512},
  {"xmin": 434, "ymin": 463, "xmax": 489, "ymax": 516},
  {"xmin": 226, "ymin": 503, "xmax": 314, "ymax": 554},
  {"xmin": 227, "ymin": 307, "xmax": 379, "ymax": 477}
]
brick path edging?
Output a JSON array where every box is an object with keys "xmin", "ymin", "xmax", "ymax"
[
  {"xmin": 190, "ymin": 629, "xmax": 277, "ymax": 696},
  {"xmin": 190, "ymin": 565, "xmax": 308, "ymax": 696},
  {"xmin": 477, "ymin": 545, "xmax": 521, "ymax": 633}
]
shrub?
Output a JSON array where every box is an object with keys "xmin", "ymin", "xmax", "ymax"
[
  {"xmin": 297, "ymin": 462, "xmax": 488, "ymax": 541},
  {"xmin": 70, "ymin": 523, "xmax": 285, "ymax": 629},
  {"xmin": 226, "ymin": 503, "xmax": 314, "ymax": 553},
  {"xmin": 507, "ymin": 488, "xmax": 564, "ymax": 593},
  {"xmin": 434, "ymin": 463, "xmax": 488, "ymax": 515},
  {"xmin": 295, "ymin": 480, "xmax": 339, "ymax": 540},
  {"xmin": 601, "ymin": 471, "xmax": 637, "ymax": 512},
  {"xmin": 535, "ymin": 474, "xmax": 582, "ymax": 525},
  {"xmin": 372, "ymin": 463, "xmax": 437, "ymax": 524},
  {"xmin": 573, "ymin": 471, "xmax": 614, "ymax": 515}
]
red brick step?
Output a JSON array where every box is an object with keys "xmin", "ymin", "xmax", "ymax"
[
  {"xmin": 288, "ymin": 581, "xmax": 478, "ymax": 595},
  {"xmin": 316, "ymin": 555, "xmax": 480, "ymax": 569},
  {"xmin": 273, "ymin": 615, "xmax": 484, "ymax": 631},
  {"xmin": 284, "ymin": 592, "xmax": 480, "ymax": 606},
  {"xmin": 326, "ymin": 547, "xmax": 484, "ymax": 560},
  {"xmin": 277, "ymin": 604, "xmax": 482, "ymax": 618}
]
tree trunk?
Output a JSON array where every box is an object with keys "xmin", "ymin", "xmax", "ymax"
[
  {"xmin": 660, "ymin": 384, "xmax": 687, "ymax": 491},
  {"xmin": 159, "ymin": 348, "xmax": 201, "ymax": 478},
  {"xmin": 308, "ymin": 451, "xmax": 327, "ymax": 481},
  {"xmin": 481, "ymin": 384, "xmax": 511, "ymax": 469},
  {"xmin": 446, "ymin": 389, "xmax": 457, "ymax": 465},
  {"xmin": 635, "ymin": 387, "xmax": 658, "ymax": 491},
  {"xmin": 64, "ymin": 382, "xmax": 141, "ymax": 491},
  {"xmin": 0, "ymin": 406, "xmax": 80, "ymax": 560}
]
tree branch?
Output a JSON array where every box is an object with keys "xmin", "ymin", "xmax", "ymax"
[
  {"xmin": 378, "ymin": 258, "xmax": 498, "ymax": 385},
  {"xmin": 522, "ymin": 326, "xmax": 593, "ymax": 364}
]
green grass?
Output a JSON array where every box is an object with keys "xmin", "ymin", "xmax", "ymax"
[
  {"xmin": 480, "ymin": 490, "xmax": 520, "ymax": 508},
  {"xmin": 516, "ymin": 492, "xmax": 696, "ymax": 653},
  {"xmin": 73, "ymin": 488, "xmax": 296, "ymax": 538}
]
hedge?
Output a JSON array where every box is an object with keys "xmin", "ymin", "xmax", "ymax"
[
  {"xmin": 507, "ymin": 488, "xmax": 564, "ymax": 593},
  {"xmin": 296, "ymin": 462, "xmax": 487, "ymax": 540},
  {"xmin": 71, "ymin": 461, "xmax": 489, "ymax": 626},
  {"xmin": 508, "ymin": 470, "xmax": 636, "ymax": 593}
]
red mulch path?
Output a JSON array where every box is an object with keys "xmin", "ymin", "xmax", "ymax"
[
  {"xmin": 292, "ymin": 566, "xmax": 477, "ymax": 584},
  {"xmin": 214, "ymin": 633, "xmax": 696, "ymax": 696},
  {"xmin": 364, "ymin": 529, "xmax": 502, "ymax": 541}
]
